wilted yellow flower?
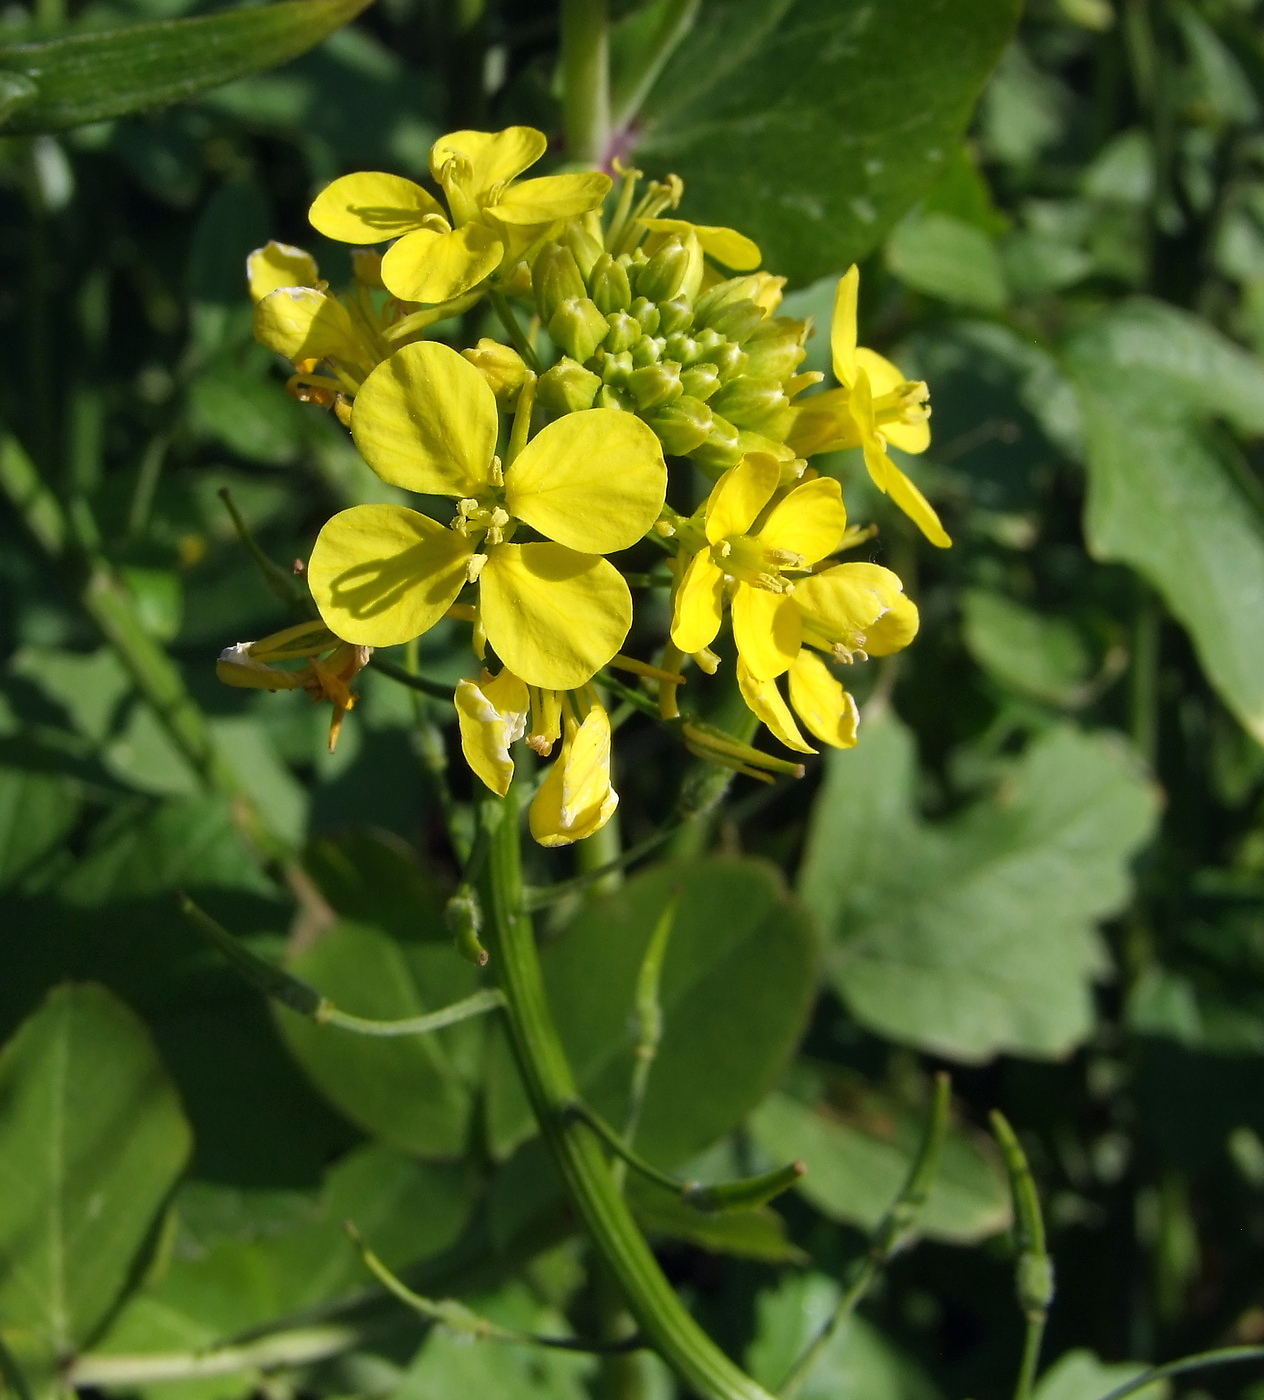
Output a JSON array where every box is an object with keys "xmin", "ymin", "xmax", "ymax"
[
  {"xmin": 307, "ymin": 342, "xmax": 666, "ymax": 690},
  {"xmin": 307, "ymin": 126, "xmax": 611, "ymax": 305}
]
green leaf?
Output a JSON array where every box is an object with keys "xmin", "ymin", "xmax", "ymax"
[
  {"xmin": 746, "ymin": 1273, "xmax": 941, "ymax": 1400},
  {"xmin": 1063, "ymin": 300, "xmax": 1264, "ymax": 743},
  {"xmin": 633, "ymin": 0, "xmax": 1021, "ymax": 284},
  {"xmin": 886, "ymin": 213, "xmax": 1008, "ymax": 310},
  {"xmin": 1032, "ymin": 1350, "xmax": 1169, "ymax": 1400},
  {"xmin": 303, "ymin": 829, "xmax": 450, "ymax": 943},
  {"xmin": 0, "ymin": 768, "xmax": 79, "ymax": 890},
  {"xmin": 0, "ymin": 0, "xmax": 371, "ymax": 135},
  {"xmin": 799, "ymin": 710, "xmax": 1158, "ymax": 1061},
  {"xmin": 628, "ymin": 1178, "xmax": 806, "ymax": 1264},
  {"xmin": 748, "ymin": 1083, "xmax": 1011, "ymax": 1244},
  {"xmin": 276, "ymin": 921, "xmax": 481, "ymax": 1159},
  {"xmin": 961, "ymin": 589, "xmax": 1093, "ymax": 706},
  {"xmin": 0, "ymin": 984, "xmax": 192, "ymax": 1359},
  {"xmin": 485, "ymin": 857, "xmax": 818, "ymax": 1166}
]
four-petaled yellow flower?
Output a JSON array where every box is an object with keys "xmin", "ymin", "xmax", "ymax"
[
  {"xmin": 307, "ymin": 342, "xmax": 666, "ymax": 691},
  {"xmin": 788, "ymin": 265, "xmax": 951, "ymax": 548},
  {"xmin": 308, "ymin": 126, "xmax": 611, "ymax": 305}
]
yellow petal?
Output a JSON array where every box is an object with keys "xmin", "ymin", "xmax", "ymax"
[
  {"xmin": 430, "ymin": 126, "xmax": 548, "ymax": 201},
  {"xmin": 785, "ymin": 388, "xmax": 858, "ymax": 457},
  {"xmin": 863, "ymin": 591, "xmax": 920, "ymax": 655},
  {"xmin": 737, "ymin": 660, "xmax": 815, "ymax": 754},
  {"xmin": 788, "ymin": 650, "xmax": 859, "ymax": 748},
  {"xmin": 488, "ymin": 171, "xmax": 612, "ymax": 225},
  {"xmin": 831, "ymin": 264, "xmax": 860, "ymax": 388},
  {"xmin": 637, "ymin": 218, "xmax": 761, "ymax": 271},
  {"xmin": 794, "ymin": 562, "xmax": 904, "ymax": 637},
  {"xmin": 732, "ymin": 583, "xmax": 801, "ymax": 680},
  {"xmin": 529, "ymin": 706, "xmax": 618, "ymax": 847},
  {"xmin": 308, "ymin": 172, "xmax": 444, "ymax": 243},
  {"xmin": 308, "ymin": 504, "xmax": 473, "ymax": 647},
  {"xmin": 856, "ymin": 347, "xmax": 930, "ymax": 454},
  {"xmin": 883, "ymin": 460, "xmax": 952, "ymax": 548},
  {"xmin": 505, "ymin": 409, "xmax": 666, "ymax": 555},
  {"xmin": 253, "ymin": 287, "xmax": 363, "ymax": 366},
  {"xmin": 216, "ymin": 646, "xmax": 307, "ymax": 691},
  {"xmin": 704, "ymin": 452, "xmax": 781, "ymax": 543},
  {"xmin": 670, "ymin": 551, "xmax": 725, "ymax": 655},
  {"xmin": 351, "ymin": 341, "xmax": 498, "ymax": 497},
  {"xmin": 479, "ymin": 543, "xmax": 632, "ymax": 690},
  {"xmin": 757, "ymin": 476, "xmax": 847, "ymax": 565},
  {"xmin": 380, "ymin": 223, "xmax": 504, "ymax": 304},
  {"xmin": 247, "ymin": 241, "xmax": 318, "ymax": 302},
  {"xmin": 455, "ymin": 675, "xmax": 522, "ymax": 796}
]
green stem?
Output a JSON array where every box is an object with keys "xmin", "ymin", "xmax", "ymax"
[
  {"xmin": 69, "ymin": 1328, "xmax": 361, "ymax": 1388},
  {"xmin": 488, "ymin": 290, "xmax": 543, "ymax": 373},
  {"xmin": 478, "ymin": 787, "xmax": 775, "ymax": 1400},
  {"xmin": 560, "ymin": 0, "xmax": 610, "ymax": 166},
  {"xmin": 608, "ymin": 0, "xmax": 699, "ymax": 134},
  {"xmin": 1092, "ymin": 1346, "xmax": 1264, "ymax": 1400}
]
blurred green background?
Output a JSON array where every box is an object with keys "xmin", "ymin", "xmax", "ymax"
[{"xmin": 5, "ymin": 1, "xmax": 1264, "ymax": 1398}]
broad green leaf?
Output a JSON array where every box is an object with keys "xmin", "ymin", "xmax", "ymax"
[
  {"xmin": 799, "ymin": 710, "xmax": 1158, "ymax": 1061},
  {"xmin": 633, "ymin": 0, "xmax": 1021, "ymax": 284},
  {"xmin": 485, "ymin": 857, "xmax": 819, "ymax": 1167},
  {"xmin": 748, "ymin": 1084, "xmax": 1010, "ymax": 1244},
  {"xmin": 0, "ymin": 984, "xmax": 192, "ymax": 1359},
  {"xmin": 886, "ymin": 213, "xmax": 1007, "ymax": 310},
  {"xmin": 746, "ymin": 1273, "xmax": 940, "ymax": 1400},
  {"xmin": 0, "ymin": 768, "xmax": 79, "ymax": 889},
  {"xmin": 9, "ymin": 645, "xmax": 131, "ymax": 743},
  {"xmin": 1063, "ymin": 300, "xmax": 1264, "ymax": 743},
  {"xmin": 628, "ymin": 1178, "xmax": 806, "ymax": 1264},
  {"xmin": 961, "ymin": 589, "xmax": 1093, "ymax": 706},
  {"xmin": 187, "ymin": 364, "xmax": 303, "ymax": 466},
  {"xmin": 1033, "ymin": 1350, "xmax": 1168, "ymax": 1400},
  {"xmin": 277, "ymin": 921, "xmax": 481, "ymax": 1159},
  {"xmin": 303, "ymin": 829, "xmax": 449, "ymax": 943},
  {"xmin": 0, "ymin": 0, "xmax": 371, "ymax": 135}
]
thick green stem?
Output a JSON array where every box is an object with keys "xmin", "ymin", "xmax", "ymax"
[
  {"xmin": 561, "ymin": 0, "xmax": 610, "ymax": 167},
  {"xmin": 478, "ymin": 787, "xmax": 774, "ymax": 1400}
]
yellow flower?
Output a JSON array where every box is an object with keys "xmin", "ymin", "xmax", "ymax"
[
  {"xmin": 670, "ymin": 452, "xmax": 851, "ymax": 680},
  {"xmin": 215, "ymin": 620, "xmax": 370, "ymax": 752},
  {"xmin": 307, "ymin": 341, "xmax": 666, "ymax": 690},
  {"xmin": 454, "ymin": 668, "xmax": 617, "ymax": 846},
  {"xmin": 737, "ymin": 652, "xmax": 860, "ymax": 753},
  {"xmin": 247, "ymin": 240, "xmax": 321, "ymax": 302},
  {"xmin": 788, "ymin": 265, "xmax": 950, "ymax": 548},
  {"xmin": 636, "ymin": 217, "xmax": 762, "ymax": 272},
  {"xmin": 307, "ymin": 126, "xmax": 611, "ymax": 305}
]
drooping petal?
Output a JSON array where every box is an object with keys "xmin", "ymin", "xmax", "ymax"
[
  {"xmin": 488, "ymin": 172, "xmax": 612, "ymax": 225},
  {"xmin": 637, "ymin": 218, "xmax": 761, "ymax": 271},
  {"xmin": 351, "ymin": 341, "xmax": 498, "ymax": 497},
  {"xmin": 850, "ymin": 369, "xmax": 897, "ymax": 494},
  {"xmin": 429, "ymin": 126, "xmax": 548, "ymax": 201},
  {"xmin": 883, "ymin": 460, "xmax": 952, "ymax": 548},
  {"xmin": 670, "ymin": 551, "xmax": 725, "ymax": 655},
  {"xmin": 737, "ymin": 661, "xmax": 814, "ymax": 754},
  {"xmin": 529, "ymin": 706, "xmax": 618, "ymax": 847},
  {"xmin": 506, "ymin": 409, "xmax": 666, "ymax": 555},
  {"xmin": 794, "ymin": 562, "xmax": 904, "ymax": 639},
  {"xmin": 308, "ymin": 172, "xmax": 444, "ymax": 243},
  {"xmin": 788, "ymin": 650, "xmax": 859, "ymax": 748},
  {"xmin": 479, "ymin": 543, "xmax": 632, "ymax": 690},
  {"xmin": 758, "ymin": 476, "xmax": 848, "ymax": 564},
  {"xmin": 455, "ymin": 675, "xmax": 521, "ymax": 796},
  {"xmin": 863, "ymin": 591, "xmax": 921, "ymax": 655},
  {"xmin": 732, "ymin": 583, "xmax": 801, "ymax": 680},
  {"xmin": 247, "ymin": 241, "xmax": 318, "ymax": 302},
  {"xmin": 380, "ymin": 223, "xmax": 503, "ymax": 304},
  {"xmin": 704, "ymin": 452, "xmax": 781, "ymax": 543},
  {"xmin": 253, "ymin": 288, "xmax": 364, "ymax": 367},
  {"xmin": 308, "ymin": 505, "xmax": 473, "ymax": 648},
  {"xmin": 831, "ymin": 264, "xmax": 860, "ymax": 388},
  {"xmin": 482, "ymin": 668, "xmax": 530, "ymax": 739}
]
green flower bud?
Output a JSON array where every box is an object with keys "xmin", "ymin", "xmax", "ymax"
[
  {"xmin": 561, "ymin": 220, "xmax": 605, "ymax": 279},
  {"xmin": 645, "ymin": 396, "xmax": 714, "ymax": 455},
  {"xmin": 657, "ymin": 298, "xmax": 693, "ymax": 335},
  {"xmin": 534, "ymin": 244, "xmax": 587, "ymax": 325},
  {"xmin": 680, "ymin": 362, "xmax": 721, "ymax": 401},
  {"xmin": 710, "ymin": 375, "xmax": 791, "ymax": 433},
  {"xmin": 598, "ymin": 348, "xmax": 635, "ymax": 385},
  {"xmin": 664, "ymin": 332, "xmax": 700, "ymax": 365},
  {"xmin": 596, "ymin": 383, "xmax": 635, "ymax": 411},
  {"xmin": 605, "ymin": 310, "xmax": 641, "ymax": 354},
  {"xmin": 689, "ymin": 411, "xmax": 743, "ymax": 473},
  {"xmin": 742, "ymin": 317, "xmax": 808, "ymax": 380},
  {"xmin": 590, "ymin": 254, "xmax": 633, "ymax": 315},
  {"xmin": 631, "ymin": 335, "xmax": 665, "ymax": 368},
  {"xmin": 548, "ymin": 297, "xmax": 609, "ymax": 362},
  {"xmin": 635, "ymin": 236, "xmax": 691, "ymax": 302},
  {"xmin": 694, "ymin": 276, "xmax": 759, "ymax": 322},
  {"xmin": 708, "ymin": 340, "xmax": 749, "ymax": 381},
  {"xmin": 630, "ymin": 296, "xmax": 661, "ymax": 334},
  {"xmin": 462, "ymin": 338, "xmax": 530, "ymax": 404},
  {"xmin": 706, "ymin": 300, "xmax": 766, "ymax": 343},
  {"xmin": 628, "ymin": 361, "xmax": 683, "ymax": 410},
  {"xmin": 537, "ymin": 356, "xmax": 601, "ymax": 415}
]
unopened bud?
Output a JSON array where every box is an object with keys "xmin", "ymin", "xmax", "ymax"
[
  {"xmin": 708, "ymin": 340, "xmax": 749, "ymax": 381},
  {"xmin": 664, "ymin": 332, "xmax": 699, "ymax": 365},
  {"xmin": 707, "ymin": 300, "xmax": 766, "ymax": 343},
  {"xmin": 742, "ymin": 317, "xmax": 808, "ymax": 380},
  {"xmin": 628, "ymin": 361, "xmax": 683, "ymax": 410},
  {"xmin": 589, "ymin": 254, "xmax": 632, "ymax": 314},
  {"xmin": 537, "ymin": 357, "xmax": 601, "ymax": 415},
  {"xmin": 534, "ymin": 243, "xmax": 587, "ymax": 324},
  {"xmin": 630, "ymin": 296, "xmax": 661, "ymax": 334},
  {"xmin": 462, "ymin": 338, "xmax": 530, "ymax": 404},
  {"xmin": 631, "ymin": 335, "xmax": 666, "ymax": 368},
  {"xmin": 657, "ymin": 297, "xmax": 693, "ymax": 335},
  {"xmin": 635, "ymin": 235, "xmax": 691, "ymax": 302},
  {"xmin": 689, "ymin": 411, "xmax": 743, "ymax": 473},
  {"xmin": 548, "ymin": 296, "xmax": 609, "ymax": 362},
  {"xmin": 694, "ymin": 275, "xmax": 764, "ymax": 323},
  {"xmin": 645, "ymin": 396, "xmax": 713, "ymax": 455},
  {"xmin": 561, "ymin": 220, "xmax": 604, "ymax": 279},
  {"xmin": 597, "ymin": 349, "xmax": 634, "ymax": 385},
  {"xmin": 446, "ymin": 887, "xmax": 489, "ymax": 966},
  {"xmin": 596, "ymin": 384, "xmax": 634, "ymax": 410},
  {"xmin": 680, "ymin": 363, "xmax": 721, "ymax": 401},
  {"xmin": 605, "ymin": 310, "xmax": 641, "ymax": 354},
  {"xmin": 710, "ymin": 376, "xmax": 791, "ymax": 432}
]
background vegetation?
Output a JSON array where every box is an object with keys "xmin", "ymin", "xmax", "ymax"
[{"xmin": 4, "ymin": 1, "xmax": 1264, "ymax": 1398}]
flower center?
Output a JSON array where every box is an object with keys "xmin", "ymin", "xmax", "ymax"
[
  {"xmin": 711, "ymin": 534, "xmax": 805, "ymax": 592},
  {"xmin": 873, "ymin": 378, "xmax": 930, "ymax": 428}
]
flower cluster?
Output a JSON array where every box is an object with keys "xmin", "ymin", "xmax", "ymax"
[{"xmin": 222, "ymin": 126, "xmax": 948, "ymax": 845}]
